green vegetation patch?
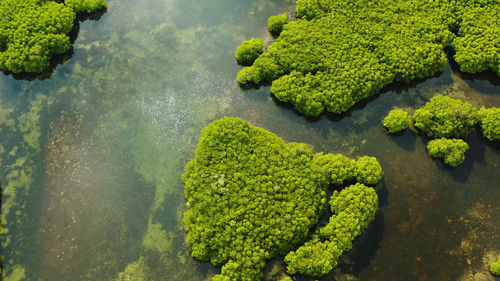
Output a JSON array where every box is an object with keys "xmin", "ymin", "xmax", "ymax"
[
  {"xmin": 491, "ymin": 257, "xmax": 500, "ymax": 276},
  {"xmin": 427, "ymin": 138, "xmax": 469, "ymax": 167},
  {"xmin": 285, "ymin": 183, "xmax": 378, "ymax": 277},
  {"xmin": 383, "ymin": 109, "xmax": 410, "ymax": 133},
  {"xmin": 453, "ymin": 3, "xmax": 500, "ymax": 76},
  {"xmin": 0, "ymin": 0, "xmax": 107, "ymax": 74},
  {"xmin": 477, "ymin": 107, "xmax": 500, "ymax": 142},
  {"xmin": 183, "ymin": 117, "xmax": 382, "ymax": 280},
  {"xmin": 237, "ymin": 0, "xmax": 500, "ymax": 117},
  {"xmin": 235, "ymin": 38, "xmax": 263, "ymax": 66},
  {"xmin": 267, "ymin": 13, "xmax": 288, "ymax": 36},
  {"xmin": 413, "ymin": 94, "xmax": 478, "ymax": 139},
  {"xmin": 237, "ymin": 0, "xmax": 455, "ymax": 116}
]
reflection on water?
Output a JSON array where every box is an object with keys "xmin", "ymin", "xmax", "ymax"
[{"xmin": 0, "ymin": 0, "xmax": 499, "ymax": 280}]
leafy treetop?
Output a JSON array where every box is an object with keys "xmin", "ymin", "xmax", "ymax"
[
  {"xmin": 477, "ymin": 107, "xmax": 500, "ymax": 142},
  {"xmin": 183, "ymin": 117, "xmax": 382, "ymax": 280},
  {"xmin": 413, "ymin": 94, "xmax": 478, "ymax": 139},
  {"xmin": 427, "ymin": 138, "xmax": 469, "ymax": 167},
  {"xmin": 0, "ymin": 0, "xmax": 107, "ymax": 74},
  {"xmin": 235, "ymin": 38, "xmax": 264, "ymax": 66},
  {"xmin": 383, "ymin": 109, "xmax": 410, "ymax": 133}
]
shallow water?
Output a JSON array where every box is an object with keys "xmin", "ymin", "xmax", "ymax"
[{"xmin": 0, "ymin": 0, "xmax": 499, "ymax": 280}]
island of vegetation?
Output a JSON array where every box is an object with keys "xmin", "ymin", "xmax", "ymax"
[
  {"xmin": 0, "ymin": 0, "xmax": 107, "ymax": 74},
  {"xmin": 236, "ymin": 0, "xmax": 500, "ymax": 117},
  {"xmin": 427, "ymin": 138, "xmax": 469, "ymax": 167},
  {"xmin": 267, "ymin": 14, "xmax": 288, "ymax": 36},
  {"xmin": 385, "ymin": 93, "xmax": 499, "ymax": 167},
  {"xmin": 183, "ymin": 117, "xmax": 383, "ymax": 280},
  {"xmin": 383, "ymin": 109, "xmax": 410, "ymax": 133}
]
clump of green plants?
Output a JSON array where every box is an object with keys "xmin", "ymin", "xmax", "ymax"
[
  {"xmin": 477, "ymin": 107, "xmax": 500, "ymax": 142},
  {"xmin": 0, "ymin": 0, "xmax": 107, "ymax": 74},
  {"xmin": 235, "ymin": 38, "xmax": 264, "ymax": 66},
  {"xmin": 413, "ymin": 94, "xmax": 478, "ymax": 138},
  {"xmin": 183, "ymin": 117, "xmax": 382, "ymax": 280},
  {"xmin": 453, "ymin": 3, "xmax": 500, "ymax": 76},
  {"xmin": 236, "ymin": 0, "xmax": 499, "ymax": 117},
  {"xmin": 285, "ymin": 183, "xmax": 378, "ymax": 277},
  {"xmin": 267, "ymin": 14, "xmax": 288, "ymax": 36},
  {"xmin": 427, "ymin": 138, "xmax": 469, "ymax": 167},
  {"xmin": 383, "ymin": 109, "xmax": 410, "ymax": 133},
  {"xmin": 491, "ymin": 257, "xmax": 500, "ymax": 276}
]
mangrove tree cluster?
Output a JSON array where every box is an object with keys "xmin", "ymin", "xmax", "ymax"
[
  {"xmin": 285, "ymin": 183, "xmax": 378, "ymax": 277},
  {"xmin": 385, "ymin": 93, "xmax": 499, "ymax": 166},
  {"xmin": 235, "ymin": 38, "xmax": 264, "ymax": 66},
  {"xmin": 413, "ymin": 95, "xmax": 478, "ymax": 139},
  {"xmin": 427, "ymin": 138, "xmax": 469, "ymax": 167},
  {"xmin": 183, "ymin": 117, "xmax": 382, "ymax": 280},
  {"xmin": 236, "ymin": 0, "xmax": 500, "ymax": 117},
  {"xmin": 0, "ymin": 0, "xmax": 107, "ymax": 74},
  {"xmin": 383, "ymin": 109, "xmax": 410, "ymax": 133}
]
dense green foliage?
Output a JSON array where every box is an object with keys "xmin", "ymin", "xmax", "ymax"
[
  {"xmin": 413, "ymin": 94, "xmax": 477, "ymax": 138},
  {"xmin": 183, "ymin": 117, "xmax": 382, "ymax": 280},
  {"xmin": 0, "ymin": 0, "xmax": 107, "ymax": 74},
  {"xmin": 235, "ymin": 38, "xmax": 264, "ymax": 66},
  {"xmin": 267, "ymin": 14, "xmax": 288, "ymax": 36},
  {"xmin": 383, "ymin": 109, "xmax": 410, "ymax": 133},
  {"xmin": 477, "ymin": 107, "xmax": 500, "ymax": 142},
  {"xmin": 427, "ymin": 138, "xmax": 469, "ymax": 167},
  {"xmin": 236, "ymin": 0, "xmax": 500, "ymax": 117},
  {"xmin": 491, "ymin": 257, "xmax": 500, "ymax": 276},
  {"xmin": 453, "ymin": 3, "xmax": 500, "ymax": 76},
  {"xmin": 285, "ymin": 183, "xmax": 378, "ymax": 277}
]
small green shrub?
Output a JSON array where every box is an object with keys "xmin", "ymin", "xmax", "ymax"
[
  {"xmin": 267, "ymin": 14, "xmax": 288, "ymax": 35},
  {"xmin": 285, "ymin": 183, "xmax": 378, "ymax": 277},
  {"xmin": 491, "ymin": 257, "xmax": 500, "ymax": 276},
  {"xmin": 383, "ymin": 109, "xmax": 410, "ymax": 133},
  {"xmin": 427, "ymin": 138, "xmax": 469, "ymax": 167},
  {"xmin": 477, "ymin": 107, "xmax": 500, "ymax": 142},
  {"xmin": 235, "ymin": 38, "xmax": 264, "ymax": 66},
  {"xmin": 183, "ymin": 117, "xmax": 382, "ymax": 280},
  {"xmin": 413, "ymin": 94, "xmax": 477, "ymax": 138}
]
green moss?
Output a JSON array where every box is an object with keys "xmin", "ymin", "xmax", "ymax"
[
  {"xmin": 491, "ymin": 257, "xmax": 500, "ymax": 276},
  {"xmin": 383, "ymin": 109, "xmax": 410, "ymax": 133},
  {"xmin": 477, "ymin": 107, "xmax": 500, "ymax": 142},
  {"xmin": 413, "ymin": 94, "xmax": 477, "ymax": 139},
  {"xmin": 183, "ymin": 117, "xmax": 382, "ymax": 280},
  {"xmin": 267, "ymin": 14, "xmax": 288, "ymax": 36},
  {"xmin": 427, "ymin": 138, "xmax": 469, "ymax": 167},
  {"xmin": 235, "ymin": 38, "xmax": 264, "ymax": 66},
  {"xmin": 0, "ymin": 0, "xmax": 107, "ymax": 74}
]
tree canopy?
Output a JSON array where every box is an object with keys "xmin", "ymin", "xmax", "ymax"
[
  {"xmin": 0, "ymin": 0, "xmax": 107, "ymax": 74},
  {"xmin": 267, "ymin": 14, "xmax": 288, "ymax": 36},
  {"xmin": 477, "ymin": 107, "xmax": 500, "ymax": 142},
  {"xmin": 427, "ymin": 138, "xmax": 469, "ymax": 167},
  {"xmin": 235, "ymin": 38, "xmax": 264, "ymax": 66},
  {"xmin": 383, "ymin": 109, "xmax": 410, "ymax": 133},
  {"xmin": 236, "ymin": 0, "xmax": 500, "ymax": 117},
  {"xmin": 413, "ymin": 94, "xmax": 478, "ymax": 139},
  {"xmin": 183, "ymin": 117, "xmax": 382, "ymax": 280}
]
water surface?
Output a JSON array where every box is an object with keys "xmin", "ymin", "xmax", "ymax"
[{"xmin": 0, "ymin": 0, "xmax": 499, "ymax": 280}]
